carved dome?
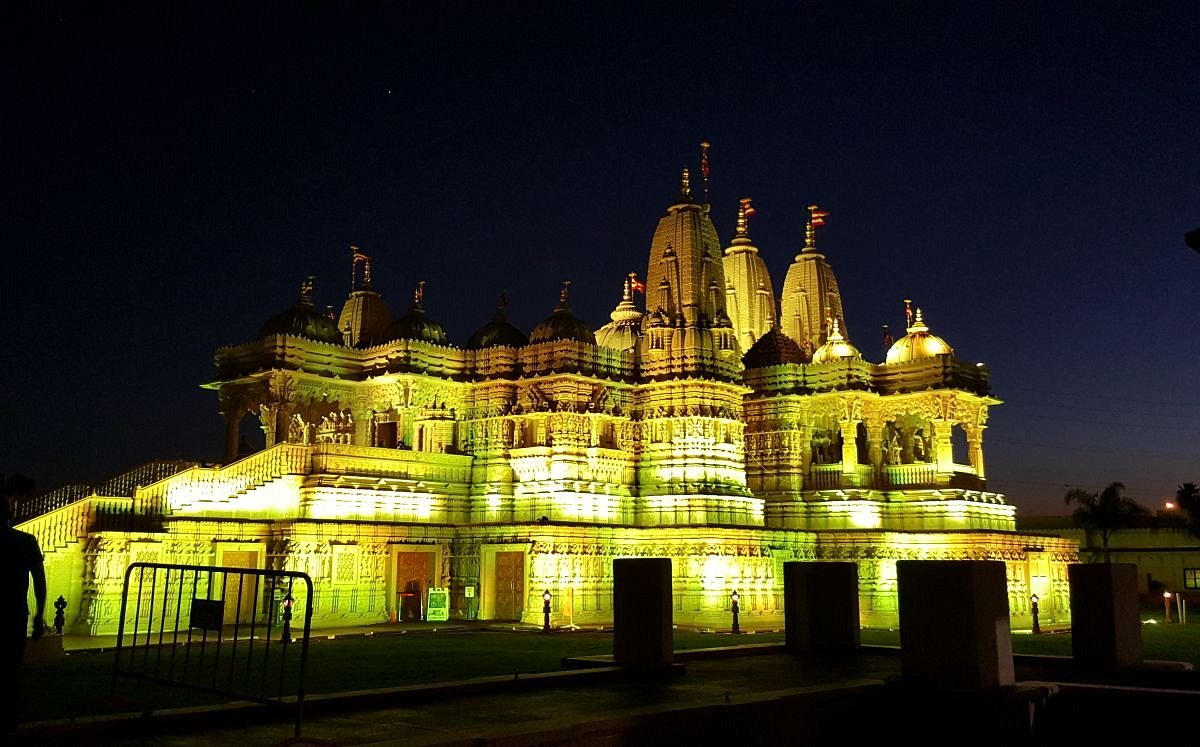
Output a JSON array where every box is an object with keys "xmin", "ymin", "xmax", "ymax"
[
  {"xmin": 742, "ymin": 326, "xmax": 806, "ymax": 369},
  {"xmin": 258, "ymin": 276, "xmax": 343, "ymax": 345},
  {"xmin": 811, "ymin": 320, "xmax": 861, "ymax": 363},
  {"xmin": 595, "ymin": 275, "xmax": 645, "ymax": 351},
  {"xmin": 885, "ymin": 308, "xmax": 953, "ymax": 364},
  {"xmin": 466, "ymin": 296, "xmax": 528, "ymax": 349},
  {"xmin": 529, "ymin": 281, "xmax": 596, "ymax": 345},
  {"xmin": 375, "ymin": 282, "xmax": 450, "ymax": 346}
]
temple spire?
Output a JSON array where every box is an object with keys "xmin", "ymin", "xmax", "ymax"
[
  {"xmin": 413, "ymin": 280, "xmax": 426, "ymax": 308},
  {"xmin": 351, "ymin": 245, "xmax": 372, "ymax": 289},
  {"xmin": 735, "ymin": 197, "xmax": 755, "ymax": 239},
  {"xmin": 555, "ymin": 279, "xmax": 572, "ymax": 311},
  {"xmin": 680, "ymin": 167, "xmax": 692, "ymax": 201},
  {"xmin": 700, "ymin": 141, "xmax": 711, "ymax": 205},
  {"xmin": 804, "ymin": 204, "xmax": 830, "ymax": 250}
]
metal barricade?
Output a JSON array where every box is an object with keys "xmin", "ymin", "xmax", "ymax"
[{"xmin": 113, "ymin": 562, "xmax": 313, "ymax": 739}]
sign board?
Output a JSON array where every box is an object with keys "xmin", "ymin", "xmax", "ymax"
[
  {"xmin": 464, "ymin": 586, "xmax": 475, "ymax": 598},
  {"xmin": 427, "ymin": 587, "xmax": 450, "ymax": 622}
]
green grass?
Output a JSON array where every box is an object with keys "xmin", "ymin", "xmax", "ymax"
[{"xmin": 19, "ymin": 623, "xmax": 1197, "ymax": 725}]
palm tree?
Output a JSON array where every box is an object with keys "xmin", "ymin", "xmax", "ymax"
[
  {"xmin": 1063, "ymin": 481, "xmax": 1150, "ymax": 562},
  {"xmin": 1176, "ymin": 482, "xmax": 1200, "ymax": 539}
]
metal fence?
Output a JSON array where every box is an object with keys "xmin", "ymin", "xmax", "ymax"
[{"xmin": 113, "ymin": 562, "xmax": 313, "ymax": 739}]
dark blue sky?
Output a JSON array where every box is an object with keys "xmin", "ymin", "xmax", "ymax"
[{"xmin": 5, "ymin": 3, "xmax": 1198, "ymax": 515}]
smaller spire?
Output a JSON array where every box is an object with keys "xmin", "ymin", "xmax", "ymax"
[
  {"xmin": 680, "ymin": 167, "xmax": 692, "ymax": 200},
  {"xmin": 735, "ymin": 197, "xmax": 756, "ymax": 238},
  {"xmin": 700, "ymin": 141, "xmax": 711, "ymax": 204},
  {"xmin": 904, "ymin": 298, "xmax": 913, "ymax": 328},
  {"xmin": 413, "ymin": 280, "xmax": 426, "ymax": 308},
  {"xmin": 299, "ymin": 275, "xmax": 315, "ymax": 305},
  {"xmin": 555, "ymin": 279, "xmax": 572, "ymax": 311},
  {"xmin": 351, "ymin": 246, "xmax": 371, "ymax": 289},
  {"xmin": 804, "ymin": 204, "xmax": 830, "ymax": 250},
  {"xmin": 497, "ymin": 290, "xmax": 509, "ymax": 311}
]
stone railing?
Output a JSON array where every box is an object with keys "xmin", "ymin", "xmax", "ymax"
[
  {"xmin": 885, "ymin": 463, "xmax": 937, "ymax": 487},
  {"xmin": 309, "ymin": 443, "xmax": 473, "ymax": 484},
  {"xmin": 135, "ymin": 443, "xmax": 312, "ymax": 515}
]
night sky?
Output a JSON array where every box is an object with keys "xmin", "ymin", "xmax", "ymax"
[{"xmin": 6, "ymin": 3, "xmax": 1198, "ymax": 516}]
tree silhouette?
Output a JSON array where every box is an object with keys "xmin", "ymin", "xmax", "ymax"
[
  {"xmin": 1176, "ymin": 482, "xmax": 1200, "ymax": 540},
  {"xmin": 1063, "ymin": 481, "xmax": 1149, "ymax": 563}
]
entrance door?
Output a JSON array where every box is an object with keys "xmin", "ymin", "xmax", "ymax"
[
  {"xmin": 376, "ymin": 421, "xmax": 397, "ymax": 448},
  {"xmin": 221, "ymin": 550, "xmax": 261, "ymax": 625},
  {"xmin": 493, "ymin": 551, "xmax": 525, "ymax": 621},
  {"xmin": 396, "ymin": 552, "xmax": 436, "ymax": 621}
]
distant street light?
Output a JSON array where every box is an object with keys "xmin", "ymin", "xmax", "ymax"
[
  {"xmin": 1030, "ymin": 594, "xmax": 1041, "ymax": 635},
  {"xmin": 730, "ymin": 590, "xmax": 741, "ymax": 634},
  {"xmin": 1163, "ymin": 591, "xmax": 1173, "ymax": 623},
  {"xmin": 542, "ymin": 590, "xmax": 552, "ymax": 632}
]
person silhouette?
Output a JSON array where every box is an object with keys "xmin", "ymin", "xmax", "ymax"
[{"xmin": 1, "ymin": 496, "xmax": 47, "ymax": 734}]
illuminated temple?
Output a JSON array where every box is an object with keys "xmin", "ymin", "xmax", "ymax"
[{"xmin": 24, "ymin": 164, "xmax": 1077, "ymax": 635}]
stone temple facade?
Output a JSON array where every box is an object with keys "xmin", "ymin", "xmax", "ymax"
[{"xmin": 21, "ymin": 167, "xmax": 1077, "ymax": 636}]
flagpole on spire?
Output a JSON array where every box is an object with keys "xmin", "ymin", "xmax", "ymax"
[
  {"xmin": 700, "ymin": 141, "xmax": 711, "ymax": 205},
  {"xmin": 805, "ymin": 205, "xmax": 830, "ymax": 249}
]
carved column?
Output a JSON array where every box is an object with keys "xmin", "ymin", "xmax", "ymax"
[
  {"xmin": 864, "ymin": 417, "xmax": 885, "ymax": 483},
  {"xmin": 259, "ymin": 403, "xmax": 279, "ymax": 449},
  {"xmin": 351, "ymin": 406, "xmax": 373, "ymax": 447},
  {"xmin": 839, "ymin": 421, "xmax": 859, "ymax": 478},
  {"xmin": 218, "ymin": 388, "xmax": 246, "ymax": 463},
  {"xmin": 965, "ymin": 424, "xmax": 986, "ymax": 479},
  {"xmin": 932, "ymin": 420, "xmax": 954, "ymax": 475}
]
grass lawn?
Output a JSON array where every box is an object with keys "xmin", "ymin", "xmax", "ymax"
[{"xmin": 19, "ymin": 622, "xmax": 1198, "ymax": 725}]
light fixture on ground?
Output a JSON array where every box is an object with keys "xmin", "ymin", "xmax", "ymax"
[
  {"xmin": 542, "ymin": 589, "xmax": 552, "ymax": 632},
  {"xmin": 282, "ymin": 591, "xmax": 294, "ymax": 643},
  {"xmin": 1163, "ymin": 591, "xmax": 1173, "ymax": 623},
  {"xmin": 730, "ymin": 590, "xmax": 740, "ymax": 634},
  {"xmin": 1030, "ymin": 593, "xmax": 1041, "ymax": 634}
]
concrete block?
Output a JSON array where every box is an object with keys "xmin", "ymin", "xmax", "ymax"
[
  {"xmin": 613, "ymin": 557, "xmax": 673, "ymax": 670},
  {"xmin": 897, "ymin": 559, "xmax": 1014, "ymax": 689},
  {"xmin": 1067, "ymin": 563, "xmax": 1142, "ymax": 669},
  {"xmin": 783, "ymin": 561, "xmax": 860, "ymax": 656}
]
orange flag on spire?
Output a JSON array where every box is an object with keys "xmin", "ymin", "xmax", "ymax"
[{"xmin": 810, "ymin": 207, "xmax": 829, "ymax": 227}]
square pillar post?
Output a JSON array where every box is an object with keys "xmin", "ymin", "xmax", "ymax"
[
  {"xmin": 1067, "ymin": 562, "xmax": 1142, "ymax": 670},
  {"xmin": 897, "ymin": 560, "xmax": 1014, "ymax": 689},
  {"xmin": 613, "ymin": 557, "xmax": 673, "ymax": 671},
  {"xmin": 783, "ymin": 561, "xmax": 860, "ymax": 657}
]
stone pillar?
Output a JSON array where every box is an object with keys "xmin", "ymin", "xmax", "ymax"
[
  {"xmin": 839, "ymin": 421, "xmax": 859, "ymax": 478},
  {"xmin": 865, "ymin": 420, "xmax": 885, "ymax": 481},
  {"xmin": 351, "ymin": 406, "xmax": 373, "ymax": 447},
  {"xmin": 931, "ymin": 419, "xmax": 954, "ymax": 474},
  {"xmin": 1067, "ymin": 563, "xmax": 1142, "ymax": 670},
  {"xmin": 965, "ymin": 425, "xmax": 986, "ymax": 479},
  {"xmin": 613, "ymin": 557, "xmax": 673, "ymax": 671},
  {"xmin": 259, "ymin": 403, "xmax": 279, "ymax": 449},
  {"xmin": 896, "ymin": 560, "xmax": 1015, "ymax": 689},
  {"xmin": 783, "ymin": 562, "xmax": 860, "ymax": 657}
]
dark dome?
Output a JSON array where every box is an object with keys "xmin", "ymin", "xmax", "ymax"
[
  {"xmin": 529, "ymin": 282, "xmax": 595, "ymax": 345},
  {"xmin": 742, "ymin": 327, "xmax": 806, "ymax": 369},
  {"xmin": 369, "ymin": 281, "xmax": 450, "ymax": 346},
  {"xmin": 258, "ymin": 277, "xmax": 343, "ymax": 345},
  {"xmin": 467, "ymin": 307, "xmax": 528, "ymax": 349},
  {"xmin": 384, "ymin": 305, "xmax": 450, "ymax": 345}
]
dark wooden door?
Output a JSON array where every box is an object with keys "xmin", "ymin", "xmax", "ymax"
[
  {"xmin": 396, "ymin": 552, "xmax": 435, "ymax": 621},
  {"xmin": 493, "ymin": 551, "xmax": 524, "ymax": 621}
]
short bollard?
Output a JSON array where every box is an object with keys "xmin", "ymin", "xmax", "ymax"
[{"xmin": 53, "ymin": 595, "xmax": 67, "ymax": 635}]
